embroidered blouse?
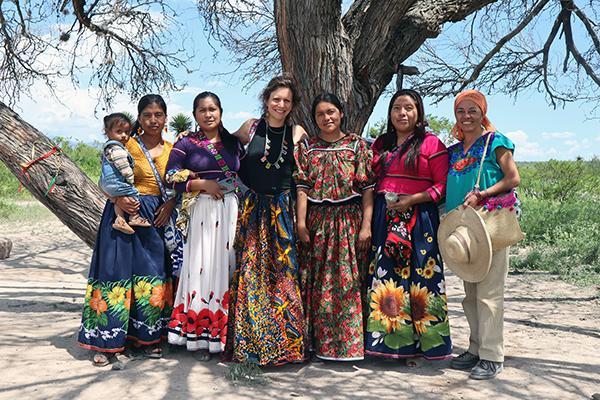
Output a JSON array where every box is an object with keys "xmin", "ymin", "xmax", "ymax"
[
  {"xmin": 294, "ymin": 133, "xmax": 375, "ymax": 203},
  {"xmin": 372, "ymin": 132, "xmax": 448, "ymax": 203},
  {"xmin": 445, "ymin": 131, "xmax": 515, "ymax": 212},
  {"xmin": 165, "ymin": 133, "xmax": 241, "ymax": 193},
  {"xmin": 125, "ymin": 139, "xmax": 173, "ymax": 196}
]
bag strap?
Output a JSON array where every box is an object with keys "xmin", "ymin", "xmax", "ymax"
[
  {"xmin": 474, "ymin": 132, "xmax": 494, "ymax": 190},
  {"xmin": 191, "ymin": 132, "xmax": 238, "ymax": 192},
  {"xmin": 135, "ymin": 135, "xmax": 169, "ymax": 203}
]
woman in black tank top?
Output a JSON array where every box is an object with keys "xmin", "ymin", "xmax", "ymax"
[{"xmin": 225, "ymin": 74, "xmax": 308, "ymax": 366}]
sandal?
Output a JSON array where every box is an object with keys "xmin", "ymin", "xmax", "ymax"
[
  {"xmin": 93, "ymin": 352, "xmax": 110, "ymax": 367},
  {"xmin": 143, "ymin": 345, "xmax": 163, "ymax": 359},
  {"xmin": 128, "ymin": 214, "xmax": 152, "ymax": 227},
  {"xmin": 112, "ymin": 216, "xmax": 135, "ymax": 234}
]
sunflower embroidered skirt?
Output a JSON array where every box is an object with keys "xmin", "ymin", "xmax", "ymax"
[
  {"xmin": 167, "ymin": 193, "xmax": 237, "ymax": 353},
  {"xmin": 365, "ymin": 195, "xmax": 452, "ymax": 359},
  {"xmin": 225, "ymin": 190, "xmax": 304, "ymax": 365},
  {"xmin": 302, "ymin": 200, "xmax": 368, "ymax": 361},
  {"xmin": 77, "ymin": 197, "xmax": 173, "ymax": 353}
]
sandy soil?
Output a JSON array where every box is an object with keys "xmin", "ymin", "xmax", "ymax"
[{"xmin": 0, "ymin": 215, "xmax": 599, "ymax": 400}]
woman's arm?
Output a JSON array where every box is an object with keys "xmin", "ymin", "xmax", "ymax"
[
  {"xmin": 292, "ymin": 124, "xmax": 309, "ymax": 144},
  {"xmin": 464, "ymin": 147, "xmax": 520, "ymax": 207},
  {"xmin": 296, "ymin": 189, "xmax": 310, "ymax": 244},
  {"xmin": 232, "ymin": 118, "xmax": 258, "ymax": 145},
  {"xmin": 358, "ymin": 188, "xmax": 374, "ymax": 252}
]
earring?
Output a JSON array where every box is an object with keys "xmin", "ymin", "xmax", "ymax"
[
  {"xmin": 164, "ymin": 126, "xmax": 168, "ymax": 133},
  {"xmin": 137, "ymin": 127, "xmax": 142, "ymax": 135}
]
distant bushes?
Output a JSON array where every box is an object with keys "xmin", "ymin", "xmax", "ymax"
[{"xmin": 514, "ymin": 158, "xmax": 600, "ymax": 284}]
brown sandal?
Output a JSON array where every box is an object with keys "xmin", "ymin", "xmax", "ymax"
[
  {"xmin": 93, "ymin": 352, "xmax": 110, "ymax": 367},
  {"xmin": 128, "ymin": 214, "xmax": 152, "ymax": 227}
]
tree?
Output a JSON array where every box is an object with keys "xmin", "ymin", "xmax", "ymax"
[
  {"xmin": 427, "ymin": 115, "xmax": 455, "ymax": 145},
  {"xmin": 169, "ymin": 113, "xmax": 193, "ymax": 134},
  {"xmin": 1, "ymin": 0, "xmax": 599, "ymax": 244}
]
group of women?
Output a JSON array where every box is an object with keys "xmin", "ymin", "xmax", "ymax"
[{"xmin": 77, "ymin": 73, "xmax": 520, "ymax": 381}]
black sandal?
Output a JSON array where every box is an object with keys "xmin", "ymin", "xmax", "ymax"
[{"xmin": 143, "ymin": 345, "xmax": 163, "ymax": 359}]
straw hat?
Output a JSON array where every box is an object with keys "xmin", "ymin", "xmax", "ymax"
[{"xmin": 438, "ymin": 206, "xmax": 492, "ymax": 283}]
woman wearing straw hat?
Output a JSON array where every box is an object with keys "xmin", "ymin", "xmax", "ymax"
[{"xmin": 443, "ymin": 89, "xmax": 520, "ymax": 380}]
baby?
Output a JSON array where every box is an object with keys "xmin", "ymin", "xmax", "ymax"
[{"xmin": 98, "ymin": 113, "xmax": 151, "ymax": 234}]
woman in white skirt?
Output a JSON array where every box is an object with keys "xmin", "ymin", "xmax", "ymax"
[{"xmin": 165, "ymin": 92, "xmax": 241, "ymax": 361}]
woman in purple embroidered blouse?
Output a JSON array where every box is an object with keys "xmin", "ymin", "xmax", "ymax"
[
  {"xmin": 165, "ymin": 92, "xmax": 242, "ymax": 361},
  {"xmin": 364, "ymin": 89, "xmax": 452, "ymax": 364}
]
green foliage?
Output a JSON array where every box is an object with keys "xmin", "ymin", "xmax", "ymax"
[
  {"xmin": 367, "ymin": 118, "xmax": 386, "ymax": 138},
  {"xmin": 227, "ymin": 361, "xmax": 266, "ymax": 385},
  {"xmin": 53, "ymin": 137, "xmax": 103, "ymax": 182},
  {"xmin": 514, "ymin": 159, "xmax": 600, "ymax": 285},
  {"xmin": 169, "ymin": 113, "xmax": 193, "ymax": 134},
  {"xmin": 427, "ymin": 114, "xmax": 454, "ymax": 145}
]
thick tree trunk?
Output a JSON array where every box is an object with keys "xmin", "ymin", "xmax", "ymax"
[
  {"xmin": 275, "ymin": 0, "xmax": 497, "ymax": 135},
  {"xmin": 0, "ymin": 102, "xmax": 104, "ymax": 247}
]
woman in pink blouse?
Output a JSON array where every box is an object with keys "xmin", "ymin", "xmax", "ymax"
[{"xmin": 365, "ymin": 89, "xmax": 452, "ymax": 363}]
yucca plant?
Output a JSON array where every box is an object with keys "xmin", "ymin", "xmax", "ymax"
[{"xmin": 169, "ymin": 113, "xmax": 193, "ymax": 134}]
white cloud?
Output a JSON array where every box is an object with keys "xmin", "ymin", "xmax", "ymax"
[
  {"xmin": 224, "ymin": 111, "xmax": 253, "ymax": 120},
  {"xmin": 505, "ymin": 130, "xmax": 544, "ymax": 161},
  {"xmin": 541, "ymin": 131, "xmax": 575, "ymax": 139}
]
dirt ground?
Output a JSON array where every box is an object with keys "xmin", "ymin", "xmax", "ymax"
[{"xmin": 0, "ymin": 215, "xmax": 599, "ymax": 400}]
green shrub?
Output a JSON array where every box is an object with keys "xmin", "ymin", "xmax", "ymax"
[{"xmin": 514, "ymin": 159, "xmax": 600, "ymax": 285}]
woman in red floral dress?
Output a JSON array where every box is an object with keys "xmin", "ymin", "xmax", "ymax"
[{"xmin": 295, "ymin": 93, "xmax": 375, "ymax": 361}]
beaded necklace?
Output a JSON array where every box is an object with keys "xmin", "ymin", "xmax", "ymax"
[{"xmin": 260, "ymin": 123, "xmax": 288, "ymax": 169}]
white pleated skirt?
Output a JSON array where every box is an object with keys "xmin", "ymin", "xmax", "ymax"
[{"xmin": 168, "ymin": 193, "xmax": 238, "ymax": 352}]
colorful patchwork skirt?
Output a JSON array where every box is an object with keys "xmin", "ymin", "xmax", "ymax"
[
  {"xmin": 167, "ymin": 193, "xmax": 238, "ymax": 352},
  {"xmin": 365, "ymin": 195, "xmax": 452, "ymax": 359},
  {"xmin": 225, "ymin": 190, "xmax": 304, "ymax": 365},
  {"xmin": 302, "ymin": 200, "xmax": 367, "ymax": 361},
  {"xmin": 78, "ymin": 196, "xmax": 173, "ymax": 353}
]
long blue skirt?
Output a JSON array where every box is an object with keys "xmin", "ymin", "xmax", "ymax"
[
  {"xmin": 77, "ymin": 195, "xmax": 173, "ymax": 353},
  {"xmin": 365, "ymin": 195, "xmax": 452, "ymax": 359}
]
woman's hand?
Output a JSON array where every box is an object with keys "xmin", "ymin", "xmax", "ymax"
[
  {"xmin": 154, "ymin": 198, "xmax": 176, "ymax": 227},
  {"xmin": 175, "ymin": 130, "xmax": 190, "ymax": 143},
  {"xmin": 387, "ymin": 195, "xmax": 413, "ymax": 213},
  {"xmin": 115, "ymin": 196, "xmax": 139, "ymax": 214},
  {"xmin": 463, "ymin": 190, "xmax": 483, "ymax": 208},
  {"xmin": 357, "ymin": 226, "xmax": 371, "ymax": 252},
  {"xmin": 297, "ymin": 223, "xmax": 310, "ymax": 245},
  {"xmin": 201, "ymin": 179, "xmax": 225, "ymax": 200}
]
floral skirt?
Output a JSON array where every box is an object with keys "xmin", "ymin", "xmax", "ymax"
[
  {"xmin": 225, "ymin": 190, "xmax": 304, "ymax": 365},
  {"xmin": 78, "ymin": 196, "xmax": 173, "ymax": 353},
  {"xmin": 168, "ymin": 193, "xmax": 237, "ymax": 352},
  {"xmin": 302, "ymin": 200, "xmax": 367, "ymax": 361},
  {"xmin": 365, "ymin": 195, "xmax": 451, "ymax": 359}
]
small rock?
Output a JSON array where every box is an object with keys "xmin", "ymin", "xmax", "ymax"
[
  {"xmin": 591, "ymin": 394, "xmax": 600, "ymax": 400},
  {"xmin": 0, "ymin": 237, "xmax": 12, "ymax": 259}
]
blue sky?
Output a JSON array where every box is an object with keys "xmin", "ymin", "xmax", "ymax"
[{"xmin": 12, "ymin": 1, "xmax": 600, "ymax": 162}]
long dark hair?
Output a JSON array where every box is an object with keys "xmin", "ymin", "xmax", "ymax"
[
  {"xmin": 131, "ymin": 94, "xmax": 167, "ymax": 136},
  {"xmin": 310, "ymin": 92, "xmax": 345, "ymax": 132},
  {"xmin": 193, "ymin": 91, "xmax": 240, "ymax": 155},
  {"xmin": 380, "ymin": 89, "xmax": 427, "ymax": 171},
  {"xmin": 260, "ymin": 73, "xmax": 300, "ymax": 122}
]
